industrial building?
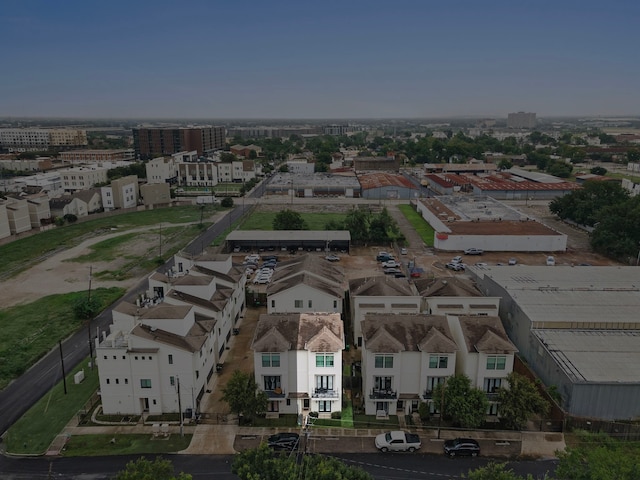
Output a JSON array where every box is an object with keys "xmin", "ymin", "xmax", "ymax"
[{"xmin": 471, "ymin": 265, "xmax": 640, "ymax": 420}]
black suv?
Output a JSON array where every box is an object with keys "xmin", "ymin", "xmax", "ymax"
[
  {"xmin": 268, "ymin": 432, "xmax": 300, "ymax": 451},
  {"xmin": 443, "ymin": 438, "xmax": 480, "ymax": 457}
]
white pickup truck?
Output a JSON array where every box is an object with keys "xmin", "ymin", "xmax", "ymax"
[{"xmin": 375, "ymin": 431, "xmax": 422, "ymax": 452}]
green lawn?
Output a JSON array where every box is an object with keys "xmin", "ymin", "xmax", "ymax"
[
  {"xmin": 240, "ymin": 212, "xmax": 348, "ymax": 231},
  {"xmin": 0, "ymin": 205, "xmax": 217, "ymax": 280},
  {"xmin": 4, "ymin": 359, "xmax": 100, "ymax": 454},
  {"xmin": 605, "ymin": 171, "xmax": 640, "ymax": 184},
  {"xmin": 62, "ymin": 433, "xmax": 192, "ymax": 457},
  {"xmin": 398, "ymin": 204, "xmax": 435, "ymax": 246},
  {"xmin": 0, "ymin": 288, "xmax": 125, "ymax": 389}
]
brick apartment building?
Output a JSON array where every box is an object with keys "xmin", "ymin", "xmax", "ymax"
[{"xmin": 132, "ymin": 126, "xmax": 225, "ymax": 159}]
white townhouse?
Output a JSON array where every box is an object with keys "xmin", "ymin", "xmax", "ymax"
[
  {"xmin": 146, "ymin": 156, "xmax": 178, "ymax": 184},
  {"xmin": 416, "ymin": 276, "xmax": 501, "ymax": 316},
  {"xmin": 361, "ymin": 313, "xmax": 457, "ymax": 416},
  {"xmin": 447, "ymin": 315, "xmax": 518, "ymax": 416},
  {"xmin": 97, "ymin": 251, "xmax": 246, "ymax": 417},
  {"xmin": 4, "ymin": 196, "xmax": 32, "ymax": 234},
  {"xmin": 349, "ymin": 276, "xmax": 421, "ymax": 349},
  {"xmin": 251, "ymin": 312, "xmax": 345, "ymax": 418}
]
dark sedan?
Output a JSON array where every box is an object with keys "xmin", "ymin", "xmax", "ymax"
[
  {"xmin": 443, "ymin": 438, "xmax": 480, "ymax": 457},
  {"xmin": 268, "ymin": 432, "xmax": 300, "ymax": 451}
]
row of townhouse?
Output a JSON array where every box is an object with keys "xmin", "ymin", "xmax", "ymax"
[
  {"xmin": 0, "ymin": 194, "xmax": 51, "ymax": 240},
  {"xmin": 96, "ymin": 251, "xmax": 246, "ymax": 417},
  {"xmin": 146, "ymin": 151, "xmax": 260, "ymax": 187},
  {"xmin": 249, "ymin": 255, "xmax": 515, "ymax": 420}
]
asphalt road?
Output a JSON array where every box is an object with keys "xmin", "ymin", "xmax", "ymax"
[
  {"xmin": 0, "ymin": 188, "xmax": 260, "ymax": 437},
  {"xmin": 0, "ymin": 452, "xmax": 557, "ymax": 479}
]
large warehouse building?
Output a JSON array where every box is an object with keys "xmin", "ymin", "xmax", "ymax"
[
  {"xmin": 416, "ymin": 196, "xmax": 567, "ymax": 252},
  {"xmin": 471, "ymin": 265, "xmax": 640, "ymax": 420}
]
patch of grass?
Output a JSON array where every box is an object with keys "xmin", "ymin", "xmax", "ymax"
[
  {"xmin": 240, "ymin": 212, "xmax": 348, "ymax": 231},
  {"xmin": 0, "ymin": 206, "xmax": 217, "ymax": 280},
  {"xmin": 70, "ymin": 232, "xmax": 139, "ymax": 263},
  {"xmin": 4, "ymin": 359, "xmax": 99, "ymax": 454},
  {"xmin": 213, "ymin": 183, "xmax": 242, "ymax": 194},
  {"xmin": 605, "ymin": 171, "xmax": 640, "ymax": 184},
  {"xmin": 398, "ymin": 204, "xmax": 435, "ymax": 246},
  {"xmin": 353, "ymin": 414, "xmax": 401, "ymax": 430},
  {"xmin": 0, "ymin": 288, "xmax": 125, "ymax": 389},
  {"xmin": 62, "ymin": 433, "xmax": 192, "ymax": 457},
  {"xmin": 249, "ymin": 415, "xmax": 299, "ymax": 428}
]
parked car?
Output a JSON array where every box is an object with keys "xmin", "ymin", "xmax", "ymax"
[
  {"xmin": 508, "ymin": 258, "xmax": 517, "ymax": 265},
  {"xmin": 451, "ymin": 256, "xmax": 463, "ymax": 264},
  {"xmin": 382, "ymin": 260, "xmax": 399, "ymax": 268},
  {"xmin": 384, "ymin": 268, "xmax": 402, "ymax": 275},
  {"xmin": 443, "ymin": 438, "xmax": 480, "ymax": 457},
  {"xmin": 464, "ymin": 248, "xmax": 483, "ymax": 255},
  {"xmin": 446, "ymin": 262, "xmax": 465, "ymax": 271},
  {"xmin": 474, "ymin": 262, "xmax": 488, "ymax": 267},
  {"xmin": 268, "ymin": 432, "xmax": 300, "ymax": 451},
  {"xmin": 325, "ymin": 255, "xmax": 340, "ymax": 262},
  {"xmin": 400, "ymin": 248, "xmax": 408, "ymax": 255},
  {"xmin": 546, "ymin": 256, "xmax": 555, "ymax": 266},
  {"xmin": 375, "ymin": 431, "xmax": 422, "ymax": 452}
]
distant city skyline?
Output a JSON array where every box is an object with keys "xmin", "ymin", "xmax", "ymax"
[{"xmin": 1, "ymin": 0, "xmax": 639, "ymax": 119}]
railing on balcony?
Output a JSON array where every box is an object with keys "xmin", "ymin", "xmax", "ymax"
[
  {"xmin": 423, "ymin": 390, "xmax": 434, "ymax": 399},
  {"xmin": 265, "ymin": 388, "xmax": 285, "ymax": 399},
  {"xmin": 369, "ymin": 389, "xmax": 397, "ymax": 400},
  {"xmin": 312, "ymin": 388, "xmax": 338, "ymax": 398},
  {"xmin": 485, "ymin": 390, "xmax": 499, "ymax": 401}
]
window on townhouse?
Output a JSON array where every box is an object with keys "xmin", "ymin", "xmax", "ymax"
[
  {"xmin": 426, "ymin": 376, "xmax": 446, "ymax": 393},
  {"xmin": 294, "ymin": 300, "xmax": 303, "ymax": 308},
  {"xmin": 318, "ymin": 400, "xmax": 332, "ymax": 412},
  {"xmin": 315, "ymin": 375, "xmax": 334, "ymax": 391},
  {"xmin": 333, "ymin": 300, "xmax": 337, "ymax": 308},
  {"xmin": 125, "ymin": 378, "xmax": 128, "ymax": 384},
  {"xmin": 303, "ymin": 398, "xmax": 310, "ymax": 410},
  {"xmin": 316, "ymin": 354, "xmax": 334, "ymax": 367},
  {"xmin": 374, "ymin": 355, "xmax": 394, "ymax": 368},
  {"xmin": 271, "ymin": 300, "xmax": 275, "ymax": 308},
  {"xmin": 308, "ymin": 300, "xmax": 312, "ymax": 308},
  {"xmin": 116, "ymin": 379, "xmax": 119, "ymax": 384},
  {"xmin": 262, "ymin": 353, "xmax": 280, "ymax": 368},
  {"xmin": 106, "ymin": 378, "xmax": 110, "ymax": 384},
  {"xmin": 263, "ymin": 375, "xmax": 281, "ymax": 391},
  {"xmin": 374, "ymin": 376, "xmax": 392, "ymax": 391},
  {"xmin": 168, "ymin": 354, "xmax": 173, "ymax": 364},
  {"xmin": 484, "ymin": 377, "xmax": 503, "ymax": 393},
  {"xmin": 486, "ymin": 355, "xmax": 507, "ymax": 370},
  {"xmin": 196, "ymin": 370, "xmax": 199, "ymax": 379},
  {"xmin": 140, "ymin": 379, "xmax": 152, "ymax": 388},
  {"xmin": 429, "ymin": 354, "xmax": 448, "ymax": 369}
]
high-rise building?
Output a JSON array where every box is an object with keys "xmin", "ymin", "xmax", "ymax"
[
  {"xmin": 507, "ymin": 112, "xmax": 537, "ymax": 129},
  {"xmin": 0, "ymin": 128, "xmax": 87, "ymax": 151},
  {"xmin": 132, "ymin": 126, "xmax": 225, "ymax": 159}
]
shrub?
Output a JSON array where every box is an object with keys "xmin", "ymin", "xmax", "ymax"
[
  {"xmin": 331, "ymin": 411, "xmax": 342, "ymax": 419},
  {"xmin": 418, "ymin": 402, "xmax": 430, "ymax": 422}
]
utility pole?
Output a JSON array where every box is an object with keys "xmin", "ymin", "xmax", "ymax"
[
  {"xmin": 87, "ymin": 266, "xmax": 93, "ymax": 369},
  {"xmin": 59, "ymin": 341, "xmax": 67, "ymax": 395},
  {"xmin": 159, "ymin": 222, "xmax": 162, "ymax": 258},
  {"xmin": 177, "ymin": 375, "xmax": 184, "ymax": 437}
]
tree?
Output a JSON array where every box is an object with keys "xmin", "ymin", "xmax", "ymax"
[
  {"xmin": 497, "ymin": 159, "xmax": 513, "ymax": 170},
  {"xmin": 590, "ymin": 166, "xmax": 607, "ymax": 175},
  {"xmin": 220, "ymin": 152, "xmax": 237, "ymax": 163},
  {"xmin": 556, "ymin": 432, "xmax": 640, "ymax": 480},
  {"xmin": 73, "ymin": 296, "xmax": 102, "ymax": 320},
  {"xmin": 433, "ymin": 374, "xmax": 488, "ymax": 429},
  {"xmin": 221, "ymin": 197, "xmax": 234, "ymax": 208},
  {"xmin": 549, "ymin": 181, "xmax": 630, "ymax": 227},
  {"xmin": 465, "ymin": 462, "xmax": 545, "ymax": 480},
  {"xmin": 273, "ymin": 209, "xmax": 307, "ymax": 230},
  {"xmin": 114, "ymin": 457, "xmax": 192, "ymax": 480},
  {"xmin": 232, "ymin": 444, "xmax": 373, "ymax": 480},
  {"xmin": 343, "ymin": 207, "xmax": 371, "ymax": 245},
  {"xmin": 590, "ymin": 195, "xmax": 640, "ymax": 261},
  {"xmin": 221, "ymin": 370, "xmax": 267, "ymax": 424},
  {"xmin": 497, "ymin": 372, "xmax": 549, "ymax": 430}
]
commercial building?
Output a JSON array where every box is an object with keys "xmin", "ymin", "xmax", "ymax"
[
  {"xmin": 59, "ymin": 149, "xmax": 135, "ymax": 164},
  {"xmin": 0, "ymin": 128, "xmax": 87, "ymax": 151},
  {"xmin": 507, "ymin": 112, "xmax": 537, "ymax": 129},
  {"xmin": 359, "ymin": 172, "xmax": 418, "ymax": 200},
  {"xmin": 132, "ymin": 126, "xmax": 225, "ymax": 159},
  {"xmin": 416, "ymin": 196, "xmax": 567, "ymax": 252},
  {"xmin": 471, "ymin": 265, "xmax": 640, "ymax": 420},
  {"xmin": 265, "ymin": 172, "xmax": 361, "ymax": 198},
  {"xmin": 61, "ymin": 166, "xmax": 109, "ymax": 192}
]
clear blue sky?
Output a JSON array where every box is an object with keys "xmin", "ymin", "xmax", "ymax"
[{"xmin": 1, "ymin": 0, "xmax": 638, "ymax": 119}]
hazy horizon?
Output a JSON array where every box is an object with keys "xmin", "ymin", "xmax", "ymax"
[{"xmin": 2, "ymin": 0, "xmax": 639, "ymax": 119}]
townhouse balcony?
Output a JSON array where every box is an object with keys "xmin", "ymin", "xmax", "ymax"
[
  {"xmin": 265, "ymin": 388, "xmax": 286, "ymax": 399},
  {"xmin": 312, "ymin": 388, "xmax": 339, "ymax": 398},
  {"xmin": 485, "ymin": 391, "xmax": 499, "ymax": 401},
  {"xmin": 423, "ymin": 390, "xmax": 434, "ymax": 399},
  {"xmin": 369, "ymin": 389, "xmax": 397, "ymax": 400}
]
